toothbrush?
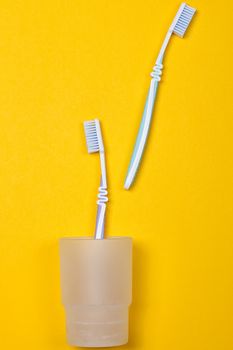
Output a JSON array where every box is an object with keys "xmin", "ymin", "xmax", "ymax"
[
  {"xmin": 84, "ymin": 119, "xmax": 108, "ymax": 239},
  {"xmin": 124, "ymin": 3, "xmax": 196, "ymax": 190}
]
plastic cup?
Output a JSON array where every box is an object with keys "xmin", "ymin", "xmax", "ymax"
[{"xmin": 59, "ymin": 237, "xmax": 132, "ymax": 347}]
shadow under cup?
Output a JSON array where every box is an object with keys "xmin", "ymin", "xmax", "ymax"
[{"xmin": 59, "ymin": 237, "xmax": 132, "ymax": 347}]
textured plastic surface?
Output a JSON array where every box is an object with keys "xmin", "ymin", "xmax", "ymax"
[{"xmin": 59, "ymin": 237, "xmax": 132, "ymax": 347}]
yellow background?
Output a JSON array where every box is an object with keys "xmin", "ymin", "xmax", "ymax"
[{"xmin": 0, "ymin": 0, "xmax": 233, "ymax": 349}]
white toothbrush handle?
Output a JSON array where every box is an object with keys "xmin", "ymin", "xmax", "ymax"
[
  {"xmin": 124, "ymin": 62, "xmax": 163, "ymax": 189},
  {"xmin": 95, "ymin": 152, "xmax": 108, "ymax": 239},
  {"xmin": 95, "ymin": 198, "xmax": 106, "ymax": 239}
]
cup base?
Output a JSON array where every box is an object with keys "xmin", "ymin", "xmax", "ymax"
[{"xmin": 65, "ymin": 304, "xmax": 129, "ymax": 347}]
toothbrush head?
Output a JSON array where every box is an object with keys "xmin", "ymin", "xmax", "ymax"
[
  {"xmin": 84, "ymin": 119, "xmax": 104, "ymax": 153},
  {"xmin": 171, "ymin": 3, "xmax": 196, "ymax": 38}
]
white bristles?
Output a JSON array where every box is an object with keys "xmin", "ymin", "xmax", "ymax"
[
  {"xmin": 173, "ymin": 3, "xmax": 196, "ymax": 38},
  {"xmin": 84, "ymin": 120, "xmax": 100, "ymax": 153}
]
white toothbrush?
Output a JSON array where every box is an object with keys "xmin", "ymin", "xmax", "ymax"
[
  {"xmin": 84, "ymin": 119, "xmax": 108, "ymax": 239},
  {"xmin": 124, "ymin": 3, "xmax": 196, "ymax": 190}
]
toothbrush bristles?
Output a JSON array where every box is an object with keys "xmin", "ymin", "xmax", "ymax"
[
  {"xmin": 173, "ymin": 3, "xmax": 196, "ymax": 37},
  {"xmin": 84, "ymin": 120, "xmax": 100, "ymax": 153}
]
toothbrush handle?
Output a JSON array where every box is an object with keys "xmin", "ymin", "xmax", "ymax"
[
  {"xmin": 95, "ymin": 202, "xmax": 106, "ymax": 239},
  {"xmin": 95, "ymin": 176, "xmax": 108, "ymax": 239},
  {"xmin": 124, "ymin": 77, "xmax": 160, "ymax": 189}
]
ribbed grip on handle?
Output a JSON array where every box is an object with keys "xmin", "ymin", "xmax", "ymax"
[{"xmin": 95, "ymin": 176, "xmax": 108, "ymax": 239}]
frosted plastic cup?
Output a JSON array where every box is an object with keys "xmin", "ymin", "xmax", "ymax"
[{"xmin": 59, "ymin": 237, "xmax": 132, "ymax": 347}]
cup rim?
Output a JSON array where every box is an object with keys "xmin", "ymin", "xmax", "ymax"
[{"xmin": 60, "ymin": 236, "xmax": 132, "ymax": 241}]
